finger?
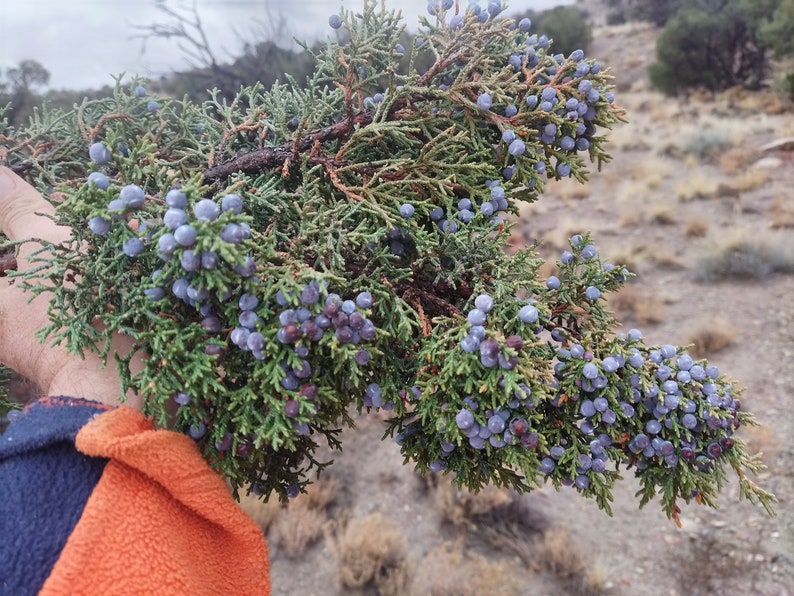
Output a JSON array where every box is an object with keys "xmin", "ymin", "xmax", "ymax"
[
  {"xmin": 0, "ymin": 166, "xmax": 71, "ymax": 268},
  {"xmin": 0, "ymin": 277, "xmax": 143, "ymax": 409},
  {"xmin": 0, "ymin": 169, "xmax": 144, "ymax": 409},
  {"xmin": 0, "ymin": 278, "xmax": 68, "ymax": 394}
]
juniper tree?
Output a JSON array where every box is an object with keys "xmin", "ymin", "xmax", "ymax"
[{"xmin": 0, "ymin": 0, "xmax": 775, "ymax": 524}]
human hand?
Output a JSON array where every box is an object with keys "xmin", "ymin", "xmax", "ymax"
[{"xmin": 0, "ymin": 166, "xmax": 142, "ymax": 409}]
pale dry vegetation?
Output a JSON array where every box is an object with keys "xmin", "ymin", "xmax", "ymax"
[
  {"xmin": 769, "ymin": 196, "xmax": 794, "ymax": 229},
  {"xmin": 673, "ymin": 531, "xmax": 769, "ymax": 595},
  {"xmin": 674, "ymin": 170, "xmax": 722, "ymax": 202},
  {"xmin": 685, "ymin": 317, "xmax": 738, "ymax": 358},
  {"xmin": 722, "ymin": 168, "xmax": 770, "ymax": 194},
  {"xmin": 546, "ymin": 176, "xmax": 592, "ymax": 201},
  {"xmin": 268, "ymin": 477, "xmax": 340, "ymax": 558},
  {"xmin": 741, "ymin": 423, "xmax": 783, "ymax": 463},
  {"xmin": 607, "ymin": 285, "xmax": 665, "ymax": 325},
  {"xmin": 684, "ymin": 216, "xmax": 709, "ymax": 237},
  {"xmin": 430, "ymin": 476, "xmax": 513, "ymax": 528},
  {"xmin": 692, "ymin": 228, "xmax": 794, "ymax": 281},
  {"xmin": 718, "ymin": 146, "xmax": 760, "ymax": 173},
  {"xmin": 414, "ymin": 542, "xmax": 525, "ymax": 596},
  {"xmin": 331, "ymin": 512, "xmax": 412, "ymax": 595},
  {"xmin": 646, "ymin": 204, "xmax": 676, "ymax": 226},
  {"xmin": 238, "ymin": 489, "xmax": 283, "ymax": 532}
]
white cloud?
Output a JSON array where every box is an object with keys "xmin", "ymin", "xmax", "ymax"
[{"xmin": 1, "ymin": 0, "xmax": 571, "ymax": 90}]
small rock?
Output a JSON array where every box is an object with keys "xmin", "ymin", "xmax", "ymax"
[
  {"xmin": 753, "ymin": 156, "xmax": 783, "ymax": 169},
  {"xmin": 760, "ymin": 137, "xmax": 794, "ymax": 152}
]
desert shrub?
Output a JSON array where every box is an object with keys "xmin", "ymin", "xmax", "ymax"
[
  {"xmin": 334, "ymin": 513, "xmax": 411, "ymax": 595},
  {"xmin": 674, "ymin": 172, "xmax": 721, "ymax": 202},
  {"xmin": 648, "ymin": 1, "xmax": 770, "ymax": 94},
  {"xmin": 647, "ymin": 205, "xmax": 675, "ymax": 225},
  {"xmin": 685, "ymin": 318, "xmax": 737, "ymax": 358},
  {"xmin": 627, "ymin": 0, "xmax": 682, "ymax": 26},
  {"xmin": 607, "ymin": 286, "xmax": 664, "ymax": 325},
  {"xmin": 770, "ymin": 196, "xmax": 794, "ymax": 229},
  {"xmin": 693, "ymin": 230, "xmax": 794, "ymax": 281},
  {"xmin": 758, "ymin": 0, "xmax": 794, "ymax": 60},
  {"xmin": 605, "ymin": 11, "xmax": 627, "ymax": 26},
  {"xmin": 684, "ymin": 217, "xmax": 710, "ymax": 238},
  {"xmin": 723, "ymin": 168, "xmax": 770, "ymax": 194},
  {"xmin": 267, "ymin": 477, "xmax": 339, "ymax": 557},
  {"xmin": 540, "ymin": 528, "xmax": 586, "ymax": 578},
  {"xmin": 418, "ymin": 542, "xmax": 524, "ymax": 596},
  {"xmin": 238, "ymin": 489, "xmax": 283, "ymax": 532},
  {"xmin": 680, "ymin": 128, "xmax": 735, "ymax": 162},
  {"xmin": 514, "ymin": 6, "xmax": 594, "ymax": 56},
  {"xmin": 674, "ymin": 530, "xmax": 768, "ymax": 595},
  {"xmin": 430, "ymin": 475, "xmax": 512, "ymax": 528}
]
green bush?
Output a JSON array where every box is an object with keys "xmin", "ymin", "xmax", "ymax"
[
  {"xmin": 514, "ymin": 6, "xmax": 593, "ymax": 56},
  {"xmin": 646, "ymin": 0, "xmax": 794, "ymax": 95},
  {"xmin": 648, "ymin": 1, "xmax": 768, "ymax": 94},
  {"xmin": 628, "ymin": 0, "xmax": 682, "ymax": 26},
  {"xmin": 1, "ymin": 1, "xmax": 775, "ymax": 522},
  {"xmin": 606, "ymin": 10, "xmax": 627, "ymax": 26}
]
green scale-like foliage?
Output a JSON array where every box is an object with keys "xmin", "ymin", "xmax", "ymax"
[{"xmin": 0, "ymin": 1, "xmax": 775, "ymax": 521}]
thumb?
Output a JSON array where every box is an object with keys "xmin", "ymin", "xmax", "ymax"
[
  {"xmin": 0, "ymin": 167, "xmax": 144, "ymax": 409},
  {"xmin": 0, "ymin": 167, "xmax": 71, "ymax": 269}
]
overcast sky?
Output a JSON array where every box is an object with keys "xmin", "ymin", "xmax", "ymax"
[{"xmin": 0, "ymin": 0, "xmax": 573, "ymax": 90}]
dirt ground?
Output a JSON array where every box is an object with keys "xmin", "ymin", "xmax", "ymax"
[{"xmin": 255, "ymin": 11, "xmax": 794, "ymax": 596}]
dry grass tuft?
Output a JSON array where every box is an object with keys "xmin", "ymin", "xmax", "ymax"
[
  {"xmin": 685, "ymin": 317, "xmax": 737, "ymax": 358},
  {"xmin": 540, "ymin": 220, "xmax": 587, "ymax": 255},
  {"xmin": 650, "ymin": 251, "xmax": 685, "ymax": 270},
  {"xmin": 615, "ymin": 179, "xmax": 653, "ymax": 205},
  {"xmin": 608, "ymin": 286, "xmax": 665, "ymax": 325},
  {"xmin": 238, "ymin": 489, "xmax": 283, "ymax": 532},
  {"xmin": 724, "ymin": 86, "xmax": 792, "ymax": 114},
  {"xmin": 726, "ymin": 168, "xmax": 770, "ymax": 194},
  {"xmin": 471, "ymin": 495, "xmax": 549, "ymax": 570},
  {"xmin": 718, "ymin": 146, "xmax": 759, "ymax": 173},
  {"xmin": 539, "ymin": 528, "xmax": 586, "ymax": 579},
  {"xmin": 535, "ymin": 529, "xmax": 607, "ymax": 595},
  {"xmin": 647, "ymin": 205, "xmax": 676, "ymax": 225},
  {"xmin": 333, "ymin": 513, "xmax": 412, "ymax": 595},
  {"xmin": 582, "ymin": 562, "xmax": 609, "ymax": 595},
  {"xmin": 769, "ymin": 196, "xmax": 794, "ymax": 229},
  {"xmin": 619, "ymin": 212, "xmax": 640, "ymax": 228},
  {"xmin": 740, "ymin": 424, "xmax": 782, "ymax": 462},
  {"xmin": 420, "ymin": 493, "xmax": 606, "ymax": 594},
  {"xmin": 431, "ymin": 476, "xmax": 513, "ymax": 528},
  {"xmin": 674, "ymin": 530, "xmax": 768, "ymax": 595},
  {"xmin": 270, "ymin": 507, "xmax": 327, "ymax": 558},
  {"xmin": 416, "ymin": 542, "xmax": 524, "ymax": 596},
  {"xmin": 692, "ymin": 229, "xmax": 794, "ymax": 281},
  {"xmin": 547, "ymin": 177, "xmax": 592, "ymax": 201},
  {"xmin": 268, "ymin": 477, "xmax": 340, "ymax": 558},
  {"xmin": 679, "ymin": 127, "xmax": 735, "ymax": 162},
  {"xmin": 624, "ymin": 158, "xmax": 673, "ymax": 189},
  {"xmin": 684, "ymin": 217, "xmax": 709, "ymax": 237},
  {"xmin": 674, "ymin": 171, "xmax": 721, "ymax": 202}
]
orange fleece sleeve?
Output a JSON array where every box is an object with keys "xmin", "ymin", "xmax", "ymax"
[{"xmin": 39, "ymin": 406, "xmax": 270, "ymax": 596}]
